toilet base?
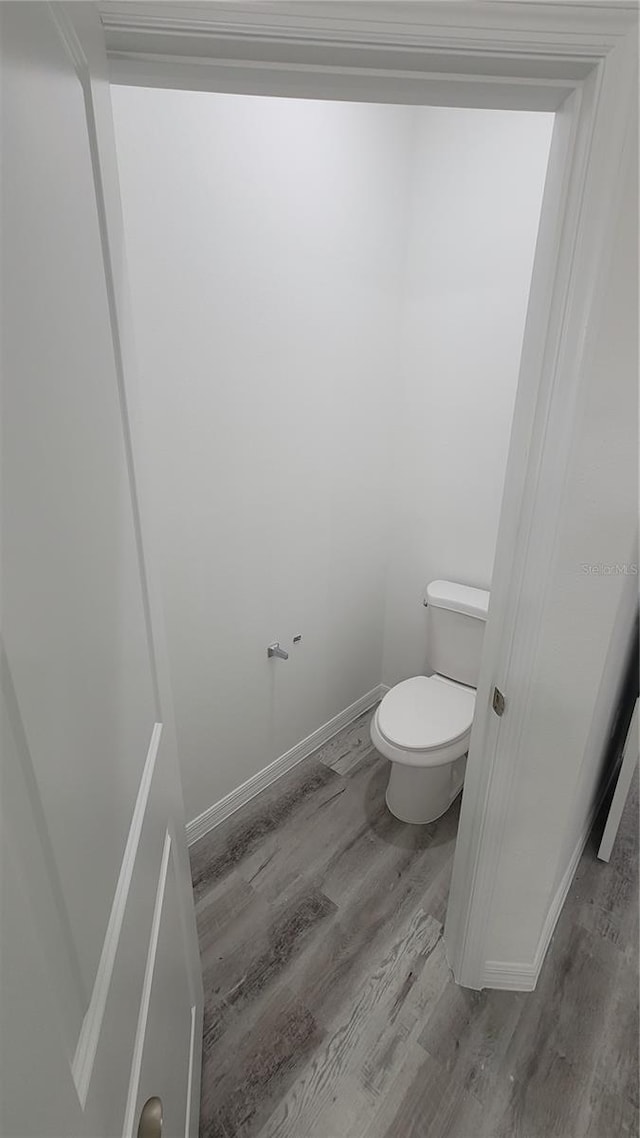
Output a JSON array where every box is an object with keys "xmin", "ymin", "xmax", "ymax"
[{"xmin": 385, "ymin": 755, "xmax": 466, "ymax": 825}]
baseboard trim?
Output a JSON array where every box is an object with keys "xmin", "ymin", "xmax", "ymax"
[
  {"xmin": 482, "ymin": 960, "xmax": 539, "ymax": 991},
  {"xmin": 186, "ymin": 684, "xmax": 388, "ymax": 846},
  {"xmin": 482, "ymin": 824, "xmax": 587, "ymax": 991},
  {"xmin": 481, "ymin": 760, "xmax": 619, "ymax": 991}
]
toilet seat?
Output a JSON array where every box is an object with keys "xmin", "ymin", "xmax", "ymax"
[{"xmin": 376, "ymin": 674, "xmax": 475, "ymax": 752}]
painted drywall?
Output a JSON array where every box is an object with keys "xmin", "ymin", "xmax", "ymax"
[
  {"xmin": 112, "ymin": 90, "xmax": 553, "ymax": 824},
  {"xmin": 382, "ymin": 107, "xmax": 554, "ymax": 686},
  {"xmin": 111, "ymin": 88, "xmax": 412, "ymax": 822},
  {"xmin": 482, "ymin": 118, "xmax": 638, "ymax": 966}
]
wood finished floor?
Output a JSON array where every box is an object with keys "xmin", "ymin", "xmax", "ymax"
[{"xmin": 190, "ymin": 707, "xmax": 639, "ymax": 1138}]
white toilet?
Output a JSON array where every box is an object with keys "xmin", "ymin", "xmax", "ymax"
[{"xmin": 371, "ymin": 580, "xmax": 490, "ymax": 824}]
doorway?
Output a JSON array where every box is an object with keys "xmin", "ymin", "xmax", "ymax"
[
  {"xmin": 109, "ymin": 87, "xmax": 554, "ymax": 838},
  {"xmin": 101, "ymin": 3, "xmax": 637, "ymax": 994}
]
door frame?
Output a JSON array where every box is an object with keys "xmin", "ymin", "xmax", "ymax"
[{"xmin": 92, "ymin": 0, "xmax": 637, "ymax": 989}]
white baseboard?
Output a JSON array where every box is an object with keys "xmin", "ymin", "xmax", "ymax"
[
  {"xmin": 481, "ymin": 960, "xmax": 539, "ymax": 991},
  {"xmin": 186, "ymin": 684, "xmax": 388, "ymax": 846},
  {"xmin": 481, "ymin": 760, "xmax": 619, "ymax": 992}
]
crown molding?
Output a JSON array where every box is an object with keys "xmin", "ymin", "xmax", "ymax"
[
  {"xmin": 96, "ymin": 0, "xmax": 639, "ymax": 104},
  {"xmin": 98, "ymin": 1, "xmax": 636, "ymax": 61}
]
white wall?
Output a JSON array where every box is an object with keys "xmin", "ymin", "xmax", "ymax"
[
  {"xmin": 112, "ymin": 89, "xmax": 552, "ymax": 823},
  {"xmin": 382, "ymin": 108, "xmax": 554, "ymax": 685},
  {"xmin": 112, "ymin": 89, "xmax": 412, "ymax": 822},
  {"xmin": 483, "ymin": 122, "xmax": 638, "ymax": 966}
]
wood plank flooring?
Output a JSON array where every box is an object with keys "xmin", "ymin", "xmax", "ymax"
[{"xmin": 190, "ymin": 707, "xmax": 639, "ymax": 1138}]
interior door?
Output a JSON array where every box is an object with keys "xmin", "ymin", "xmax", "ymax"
[{"xmin": 0, "ymin": 4, "xmax": 203, "ymax": 1136}]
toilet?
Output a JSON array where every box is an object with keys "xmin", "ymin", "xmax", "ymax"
[{"xmin": 371, "ymin": 580, "xmax": 490, "ymax": 824}]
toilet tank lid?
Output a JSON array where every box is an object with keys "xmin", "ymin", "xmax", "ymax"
[{"xmin": 425, "ymin": 580, "xmax": 490, "ymax": 621}]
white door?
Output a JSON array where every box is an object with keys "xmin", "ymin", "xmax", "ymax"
[{"xmin": 0, "ymin": 4, "xmax": 203, "ymax": 1137}]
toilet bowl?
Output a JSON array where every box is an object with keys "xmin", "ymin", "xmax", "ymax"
[
  {"xmin": 371, "ymin": 674, "xmax": 475, "ymax": 824},
  {"xmin": 371, "ymin": 580, "xmax": 490, "ymax": 825}
]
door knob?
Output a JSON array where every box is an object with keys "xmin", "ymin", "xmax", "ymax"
[{"xmin": 137, "ymin": 1097, "xmax": 163, "ymax": 1138}]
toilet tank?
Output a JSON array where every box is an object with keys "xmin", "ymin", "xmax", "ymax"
[{"xmin": 425, "ymin": 580, "xmax": 490, "ymax": 688}]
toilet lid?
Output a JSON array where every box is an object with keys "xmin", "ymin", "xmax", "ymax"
[{"xmin": 377, "ymin": 675, "xmax": 475, "ymax": 752}]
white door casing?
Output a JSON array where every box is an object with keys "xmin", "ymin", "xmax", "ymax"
[{"xmin": 0, "ymin": 4, "xmax": 203, "ymax": 1136}]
